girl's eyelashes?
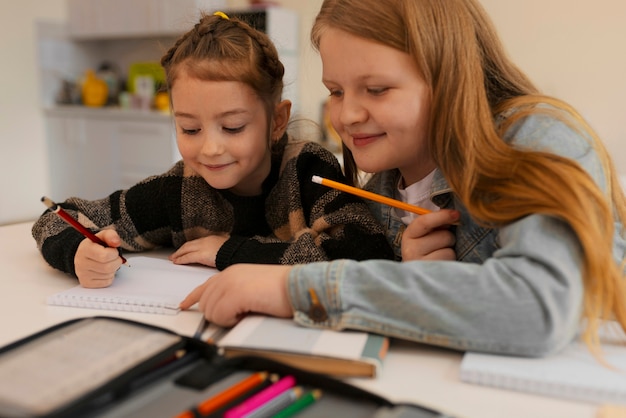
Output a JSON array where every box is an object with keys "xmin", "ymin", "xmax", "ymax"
[
  {"xmin": 181, "ymin": 128, "xmax": 200, "ymax": 135},
  {"xmin": 178, "ymin": 125, "xmax": 245, "ymax": 135},
  {"xmin": 223, "ymin": 125, "xmax": 245, "ymax": 134},
  {"xmin": 326, "ymin": 87, "xmax": 389, "ymax": 97},
  {"xmin": 328, "ymin": 89, "xmax": 343, "ymax": 98},
  {"xmin": 367, "ymin": 87, "xmax": 389, "ymax": 95}
]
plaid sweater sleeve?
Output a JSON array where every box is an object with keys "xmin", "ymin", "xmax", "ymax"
[
  {"xmin": 31, "ymin": 161, "xmax": 231, "ymax": 276},
  {"xmin": 215, "ymin": 141, "xmax": 394, "ymax": 269}
]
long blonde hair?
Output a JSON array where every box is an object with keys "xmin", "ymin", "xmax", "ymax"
[{"xmin": 312, "ymin": 0, "xmax": 626, "ymax": 352}]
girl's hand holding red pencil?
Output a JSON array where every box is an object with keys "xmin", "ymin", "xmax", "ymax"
[
  {"xmin": 41, "ymin": 196, "xmax": 129, "ymax": 287},
  {"xmin": 74, "ymin": 229, "xmax": 125, "ymax": 288}
]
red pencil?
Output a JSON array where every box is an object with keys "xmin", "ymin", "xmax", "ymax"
[{"xmin": 40, "ymin": 196, "xmax": 128, "ymax": 265}]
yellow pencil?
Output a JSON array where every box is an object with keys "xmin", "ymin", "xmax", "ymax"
[{"xmin": 312, "ymin": 175, "xmax": 431, "ymax": 216}]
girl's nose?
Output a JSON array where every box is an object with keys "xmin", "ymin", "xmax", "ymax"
[
  {"xmin": 200, "ymin": 135, "xmax": 224, "ymax": 156},
  {"xmin": 338, "ymin": 93, "xmax": 368, "ymax": 126}
]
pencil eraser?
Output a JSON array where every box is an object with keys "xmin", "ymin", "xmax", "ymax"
[{"xmin": 311, "ymin": 175, "xmax": 322, "ymax": 184}]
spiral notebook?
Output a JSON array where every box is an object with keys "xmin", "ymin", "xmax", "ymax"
[
  {"xmin": 47, "ymin": 256, "xmax": 216, "ymax": 315},
  {"xmin": 459, "ymin": 323, "xmax": 626, "ymax": 405}
]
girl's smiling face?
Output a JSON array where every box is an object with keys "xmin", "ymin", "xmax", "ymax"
[
  {"xmin": 319, "ymin": 28, "xmax": 436, "ymax": 185},
  {"xmin": 172, "ymin": 71, "xmax": 272, "ymax": 196}
]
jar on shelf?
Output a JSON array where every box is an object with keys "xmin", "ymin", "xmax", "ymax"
[{"xmin": 81, "ymin": 70, "xmax": 108, "ymax": 107}]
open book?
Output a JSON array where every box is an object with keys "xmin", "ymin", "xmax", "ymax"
[
  {"xmin": 460, "ymin": 323, "xmax": 626, "ymax": 405},
  {"xmin": 211, "ymin": 315, "xmax": 389, "ymax": 378},
  {"xmin": 47, "ymin": 256, "xmax": 215, "ymax": 315}
]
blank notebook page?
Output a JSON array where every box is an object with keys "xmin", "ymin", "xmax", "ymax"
[{"xmin": 47, "ymin": 256, "xmax": 215, "ymax": 314}]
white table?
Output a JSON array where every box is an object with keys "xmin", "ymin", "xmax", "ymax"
[{"xmin": 0, "ymin": 222, "xmax": 597, "ymax": 418}]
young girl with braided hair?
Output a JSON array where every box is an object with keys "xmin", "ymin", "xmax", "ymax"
[
  {"xmin": 182, "ymin": 0, "xmax": 626, "ymax": 359},
  {"xmin": 32, "ymin": 12, "xmax": 393, "ymax": 288}
]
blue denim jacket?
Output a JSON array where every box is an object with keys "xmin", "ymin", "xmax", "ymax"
[{"xmin": 287, "ymin": 107, "xmax": 626, "ymax": 356}]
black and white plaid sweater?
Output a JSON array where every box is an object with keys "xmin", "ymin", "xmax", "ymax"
[{"xmin": 32, "ymin": 136, "xmax": 394, "ymax": 276}]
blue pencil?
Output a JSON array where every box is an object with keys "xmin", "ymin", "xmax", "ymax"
[{"xmin": 245, "ymin": 386, "xmax": 302, "ymax": 418}]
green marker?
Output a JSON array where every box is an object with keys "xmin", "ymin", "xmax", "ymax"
[{"xmin": 272, "ymin": 389, "xmax": 322, "ymax": 418}]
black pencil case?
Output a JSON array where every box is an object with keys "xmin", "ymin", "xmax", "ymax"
[{"xmin": 0, "ymin": 316, "xmax": 451, "ymax": 418}]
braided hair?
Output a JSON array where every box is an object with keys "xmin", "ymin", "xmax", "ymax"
[{"xmin": 161, "ymin": 13, "xmax": 285, "ymax": 120}]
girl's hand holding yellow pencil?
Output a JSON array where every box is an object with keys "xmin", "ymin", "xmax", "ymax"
[
  {"xmin": 312, "ymin": 175, "xmax": 461, "ymax": 261},
  {"xmin": 401, "ymin": 210, "xmax": 459, "ymax": 261}
]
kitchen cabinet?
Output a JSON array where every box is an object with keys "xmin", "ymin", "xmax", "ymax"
[
  {"xmin": 45, "ymin": 107, "xmax": 178, "ymax": 200},
  {"xmin": 67, "ymin": 0, "xmax": 227, "ymax": 39},
  {"xmin": 116, "ymin": 119, "xmax": 179, "ymax": 187},
  {"xmin": 46, "ymin": 114, "xmax": 117, "ymax": 200}
]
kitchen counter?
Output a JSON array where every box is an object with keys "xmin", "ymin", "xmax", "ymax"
[{"xmin": 43, "ymin": 105, "xmax": 172, "ymax": 122}]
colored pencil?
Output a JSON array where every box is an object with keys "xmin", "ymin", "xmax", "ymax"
[
  {"xmin": 175, "ymin": 372, "xmax": 270, "ymax": 418},
  {"xmin": 224, "ymin": 375, "xmax": 296, "ymax": 418},
  {"xmin": 193, "ymin": 316, "xmax": 207, "ymax": 339},
  {"xmin": 271, "ymin": 389, "xmax": 322, "ymax": 418},
  {"xmin": 246, "ymin": 387, "xmax": 303, "ymax": 418},
  {"xmin": 312, "ymin": 176, "xmax": 431, "ymax": 215}
]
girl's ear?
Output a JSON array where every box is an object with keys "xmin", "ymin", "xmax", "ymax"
[{"xmin": 271, "ymin": 100, "xmax": 292, "ymax": 141}]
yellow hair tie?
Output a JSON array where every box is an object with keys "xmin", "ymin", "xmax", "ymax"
[{"xmin": 213, "ymin": 11, "xmax": 229, "ymax": 20}]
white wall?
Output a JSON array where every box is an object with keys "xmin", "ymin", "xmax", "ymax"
[
  {"xmin": 1, "ymin": 0, "xmax": 624, "ymax": 225},
  {"xmin": 480, "ymin": 0, "xmax": 626, "ymax": 179},
  {"xmin": 0, "ymin": 1, "xmax": 66, "ymax": 225}
]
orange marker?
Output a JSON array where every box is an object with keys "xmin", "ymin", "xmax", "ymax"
[
  {"xmin": 312, "ymin": 175, "xmax": 431, "ymax": 215},
  {"xmin": 175, "ymin": 371, "xmax": 269, "ymax": 418}
]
